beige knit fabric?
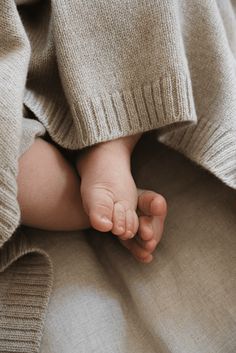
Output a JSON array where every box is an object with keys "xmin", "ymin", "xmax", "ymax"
[{"xmin": 0, "ymin": 0, "xmax": 236, "ymax": 352}]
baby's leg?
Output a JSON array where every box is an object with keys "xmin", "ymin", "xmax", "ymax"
[{"xmin": 17, "ymin": 138, "xmax": 89, "ymax": 231}]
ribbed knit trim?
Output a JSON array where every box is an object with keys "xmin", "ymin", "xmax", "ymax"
[
  {"xmin": 24, "ymin": 71, "xmax": 197, "ymax": 149},
  {"xmin": 158, "ymin": 118, "xmax": 236, "ymax": 189},
  {"xmin": 0, "ymin": 169, "xmax": 20, "ymax": 247},
  {"xmin": 19, "ymin": 117, "xmax": 46, "ymax": 157},
  {"xmin": 0, "ymin": 230, "xmax": 53, "ymax": 353}
]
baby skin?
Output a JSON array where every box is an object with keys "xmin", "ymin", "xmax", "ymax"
[
  {"xmin": 76, "ymin": 134, "xmax": 167, "ymax": 263},
  {"xmin": 17, "ymin": 134, "xmax": 167, "ymax": 263}
]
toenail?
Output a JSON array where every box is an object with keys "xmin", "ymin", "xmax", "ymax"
[
  {"xmin": 145, "ymin": 255, "xmax": 153, "ymax": 263},
  {"xmin": 101, "ymin": 216, "xmax": 112, "ymax": 225},
  {"xmin": 139, "ymin": 254, "xmax": 153, "ymax": 263},
  {"xmin": 146, "ymin": 240, "xmax": 156, "ymax": 251},
  {"xmin": 148, "ymin": 222, "xmax": 153, "ymax": 230},
  {"xmin": 127, "ymin": 230, "xmax": 134, "ymax": 238}
]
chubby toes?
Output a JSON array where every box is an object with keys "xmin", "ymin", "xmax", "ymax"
[
  {"xmin": 113, "ymin": 205, "xmax": 138, "ymax": 240},
  {"xmin": 128, "ymin": 190, "xmax": 167, "ymax": 263},
  {"xmin": 82, "ymin": 183, "xmax": 139, "ymax": 238},
  {"xmin": 117, "ymin": 190, "xmax": 167, "ymax": 264}
]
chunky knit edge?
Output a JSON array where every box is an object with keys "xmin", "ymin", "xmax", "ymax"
[
  {"xmin": 0, "ymin": 168, "xmax": 53, "ymax": 353},
  {"xmin": 158, "ymin": 118, "xmax": 236, "ymax": 190},
  {"xmin": 0, "ymin": 230, "xmax": 53, "ymax": 353},
  {"xmin": 23, "ymin": 71, "xmax": 197, "ymax": 149},
  {"xmin": 0, "ymin": 169, "xmax": 20, "ymax": 247}
]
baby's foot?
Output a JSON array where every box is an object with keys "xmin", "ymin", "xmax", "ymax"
[
  {"xmin": 76, "ymin": 136, "xmax": 140, "ymax": 239},
  {"xmin": 120, "ymin": 191, "xmax": 167, "ymax": 263},
  {"xmin": 76, "ymin": 136, "xmax": 167, "ymax": 263}
]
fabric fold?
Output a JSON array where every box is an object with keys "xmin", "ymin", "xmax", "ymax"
[
  {"xmin": 69, "ymin": 71, "xmax": 197, "ymax": 147},
  {"xmin": 158, "ymin": 118, "xmax": 236, "ymax": 189},
  {"xmin": 0, "ymin": 231, "xmax": 53, "ymax": 353},
  {"xmin": 20, "ymin": 0, "xmax": 197, "ymax": 149},
  {"xmin": 24, "ymin": 71, "xmax": 196, "ymax": 149},
  {"xmin": 0, "ymin": 3, "xmax": 53, "ymax": 352},
  {"xmin": 1, "ymin": 1, "xmax": 236, "ymax": 352},
  {"xmin": 0, "ymin": 170, "xmax": 20, "ymax": 247}
]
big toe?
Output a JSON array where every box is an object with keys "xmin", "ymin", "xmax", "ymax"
[
  {"xmin": 82, "ymin": 187, "xmax": 114, "ymax": 232},
  {"xmin": 138, "ymin": 190, "xmax": 167, "ymax": 219}
]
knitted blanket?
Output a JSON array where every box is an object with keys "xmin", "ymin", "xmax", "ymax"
[{"xmin": 0, "ymin": 0, "xmax": 236, "ymax": 351}]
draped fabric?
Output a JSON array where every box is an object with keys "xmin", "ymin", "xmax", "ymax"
[{"xmin": 0, "ymin": 1, "xmax": 236, "ymax": 351}]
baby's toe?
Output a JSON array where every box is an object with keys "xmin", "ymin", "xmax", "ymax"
[
  {"xmin": 138, "ymin": 216, "xmax": 154, "ymax": 241},
  {"xmin": 140, "ymin": 215, "xmax": 164, "ymax": 248},
  {"xmin": 121, "ymin": 239, "xmax": 153, "ymax": 263},
  {"xmin": 136, "ymin": 236, "xmax": 157, "ymax": 253},
  {"xmin": 88, "ymin": 193, "xmax": 113, "ymax": 232},
  {"xmin": 137, "ymin": 218, "xmax": 158, "ymax": 253},
  {"xmin": 152, "ymin": 215, "xmax": 164, "ymax": 243},
  {"xmin": 138, "ymin": 191, "xmax": 167, "ymax": 219},
  {"xmin": 112, "ymin": 202, "xmax": 126, "ymax": 236},
  {"xmin": 150, "ymin": 194, "xmax": 167, "ymax": 219},
  {"xmin": 119, "ymin": 209, "xmax": 138, "ymax": 240}
]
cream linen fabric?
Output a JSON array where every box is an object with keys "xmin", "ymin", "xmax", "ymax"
[
  {"xmin": 1, "ymin": 0, "xmax": 236, "ymax": 351},
  {"xmin": 27, "ymin": 141, "xmax": 236, "ymax": 353}
]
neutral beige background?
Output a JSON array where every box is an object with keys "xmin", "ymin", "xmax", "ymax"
[{"xmin": 26, "ymin": 138, "xmax": 236, "ymax": 353}]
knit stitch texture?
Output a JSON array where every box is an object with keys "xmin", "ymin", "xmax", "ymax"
[{"xmin": 0, "ymin": 0, "xmax": 236, "ymax": 351}]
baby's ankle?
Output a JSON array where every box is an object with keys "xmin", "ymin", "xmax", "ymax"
[
  {"xmin": 76, "ymin": 133, "xmax": 142, "ymax": 174},
  {"xmin": 101, "ymin": 133, "xmax": 142, "ymax": 154}
]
